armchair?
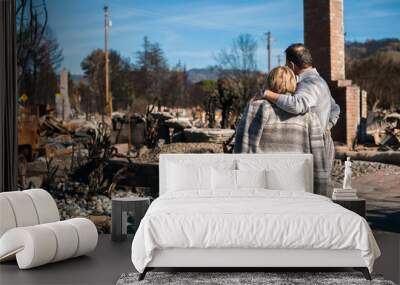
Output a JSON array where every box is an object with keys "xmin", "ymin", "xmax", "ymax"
[{"xmin": 0, "ymin": 189, "xmax": 98, "ymax": 269}]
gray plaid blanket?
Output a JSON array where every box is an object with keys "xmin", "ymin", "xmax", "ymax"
[{"xmin": 234, "ymin": 100, "xmax": 329, "ymax": 195}]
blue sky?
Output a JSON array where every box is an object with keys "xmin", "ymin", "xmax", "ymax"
[{"xmin": 46, "ymin": 0, "xmax": 400, "ymax": 74}]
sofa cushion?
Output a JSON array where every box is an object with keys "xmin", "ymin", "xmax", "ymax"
[
  {"xmin": 24, "ymin": 189, "xmax": 60, "ymax": 223},
  {"xmin": 0, "ymin": 189, "xmax": 60, "ymax": 239},
  {"xmin": 0, "ymin": 218, "xmax": 97, "ymax": 269},
  {"xmin": 66, "ymin": 218, "xmax": 98, "ymax": 257},
  {"xmin": 42, "ymin": 221, "xmax": 79, "ymax": 262},
  {"xmin": 0, "ymin": 197, "xmax": 17, "ymax": 237},
  {"xmin": 0, "ymin": 192, "xmax": 39, "ymax": 227},
  {"xmin": 0, "ymin": 225, "xmax": 57, "ymax": 269}
]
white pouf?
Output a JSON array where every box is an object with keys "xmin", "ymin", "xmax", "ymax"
[{"xmin": 0, "ymin": 189, "xmax": 98, "ymax": 269}]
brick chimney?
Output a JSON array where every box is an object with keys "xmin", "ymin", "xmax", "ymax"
[{"xmin": 303, "ymin": 0, "xmax": 367, "ymax": 148}]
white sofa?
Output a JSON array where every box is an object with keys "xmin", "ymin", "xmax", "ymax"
[{"xmin": 0, "ymin": 189, "xmax": 98, "ymax": 269}]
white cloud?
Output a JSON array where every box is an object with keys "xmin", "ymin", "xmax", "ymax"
[{"xmin": 105, "ymin": 0, "xmax": 300, "ymax": 34}]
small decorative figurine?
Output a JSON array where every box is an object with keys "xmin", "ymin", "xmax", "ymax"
[{"xmin": 343, "ymin": 157, "xmax": 352, "ymax": 190}]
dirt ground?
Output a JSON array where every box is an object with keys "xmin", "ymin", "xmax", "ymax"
[{"xmin": 353, "ymin": 170, "xmax": 400, "ymax": 233}]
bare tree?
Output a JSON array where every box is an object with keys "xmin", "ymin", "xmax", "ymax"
[
  {"xmin": 17, "ymin": 0, "xmax": 63, "ymax": 107},
  {"xmin": 17, "ymin": 0, "xmax": 48, "ymax": 84},
  {"xmin": 215, "ymin": 34, "xmax": 263, "ymax": 127},
  {"xmin": 216, "ymin": 34, "xmax": 258, "ymax": 73}
]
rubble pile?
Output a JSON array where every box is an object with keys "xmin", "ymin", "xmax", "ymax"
[
  {"xmin": 132, "ymin": 142, "xmax": 224, "ymax": 163},
  {"xmin": 183, "ymin": 128, "xmax": 235, "ymax": 144},
  {"xmin": 35, "ymin": 115, "xmax": 99, "ymax": 159},
  {"xmin": 330, "ymin": 159, "xmax": 400, "ymax": 186},
  {"xmin": 140, "ymin": 111, "xmax": 235, "ymax": 146},
  {"xmin": 17, "ymin": 104, "xmax": 400, "ymax": 234},
  {"xmin": 164, "ymin": 118, "xmax": 192, "ymax": 130},
  {"xmin": 366, "ymin": 111, "xmax": 400, "ymax": 150},
  {"xmin": 39, "ymin": 116, "xmax": 69, "ymax": 136},
  {"xmin": 150, "ymin": 111, "xmax": 174, "ymax": 121},
  {"xmin": 54, "ymin": 188, "xmax": 140, "ymax": 233}
]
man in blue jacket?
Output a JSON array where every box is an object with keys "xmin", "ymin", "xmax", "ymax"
[{"xmin": 260, "ymin": 43, "xmax": 340, "ymax": 176}]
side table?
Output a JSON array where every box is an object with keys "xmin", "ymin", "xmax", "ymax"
[
  {"xmin": 112, "ymin": 197, "xmax": 151, "ymax": 241},
  {"xmin": 332, "ymin": 198, "xmax": 366, "ymax": 218}
]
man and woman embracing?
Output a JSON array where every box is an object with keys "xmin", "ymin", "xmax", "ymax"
[{"xmin": 234, "ymin": 43, "xmax": 340, "ymax": 196}]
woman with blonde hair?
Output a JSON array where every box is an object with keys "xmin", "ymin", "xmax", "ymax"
[
  {"xmin": 266, "ymin": 66, "xmax": 297, "ymax": 95},
  {"xmin": 234, "ymin": 66, "xmax": 329, "ymax": 195}
]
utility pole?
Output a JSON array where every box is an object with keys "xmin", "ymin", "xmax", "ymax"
[
  {"xmin": 104, "ymin": 6, "xmax": 112, "ymax": 117},
  {"xmin": 265, "ymin": 31, "xmax": 271, "ymax": 72}
]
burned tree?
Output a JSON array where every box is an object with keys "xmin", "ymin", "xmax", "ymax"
[
  {"xmin": 81, "ymin": 49, "xmax": 135, "ymax": 113},
  {"xmin": 134, "ymin": 37, "xmax": 169, "ymax": 106},
  {"xmin": 215, "ymin": 34, "xmax": 261, "ymax": 127},
  {"xmin": 217, "ymin": 78, "xmax": 237, "ymax": 129},
  {"xmin": 71, "ymin": 123, "xmax": 118, "ymax": 196},
  {"xmin": 17, "ymin": 0, "xmax": 63, "ymax": 107},
  {"xmin": 199, "ymin": 80, "xmax": 218, "ymax": 128}
]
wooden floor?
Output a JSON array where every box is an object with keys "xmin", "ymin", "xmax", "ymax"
[{"xmin": 1, "ymin": 232, "xmax": 399, "ymax": 285}]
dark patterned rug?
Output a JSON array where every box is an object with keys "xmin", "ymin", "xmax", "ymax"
[{"xmin": 116, "ymin": 271, "xmax": 395, "ymax": 285}]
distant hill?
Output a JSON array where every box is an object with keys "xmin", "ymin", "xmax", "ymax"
[
  {"xmin": 345, "ymin": 38, "xmax": 400, "ymax": 109},
  {"xmin": 71, "ymin": 69, "xmax": 220, "ymax": 86},
  {"xmin": 345, "ymin": 38, "xmax": 400, "ymax": 61},
  {"xmin": 187, "ymin": 68, "xmax": 220, "ymax": 83}
]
